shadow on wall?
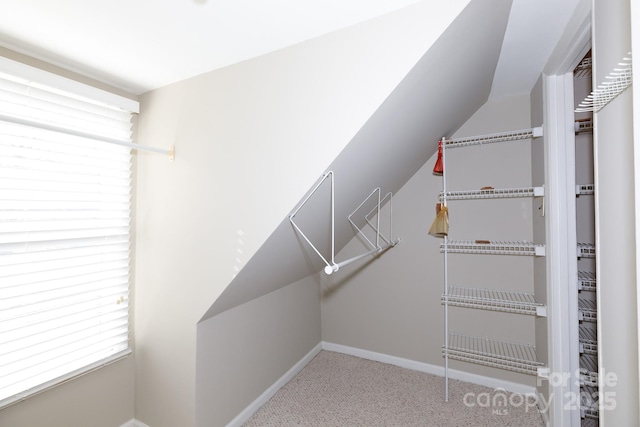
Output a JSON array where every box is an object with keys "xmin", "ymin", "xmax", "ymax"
[{"xmin": 199, "ymin": 0, "xmax": 515, "ymax": 323}]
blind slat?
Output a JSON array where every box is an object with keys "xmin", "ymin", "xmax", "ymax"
[{"xmin": 0, "ymin": 64, "xmax": 133, "ymax": 405}]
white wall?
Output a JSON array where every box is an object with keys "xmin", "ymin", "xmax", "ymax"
[
  {"xmin": 134, "ymin": 2, "xmax": 471, "ymax": 426},
  {"xmin": 196, "ymin": 276, "xmax": 320, "ymax": 426},
  {"xmin": 321, "ymin": 94, "xmax": 538, "ymax": 387},
  {"xmin": 0, "ymin": 350, "xmax": 135, "ymax": 427},
  {"xmin": 593, "ymin": 0, "xmax": 639, "ymax": 424}
]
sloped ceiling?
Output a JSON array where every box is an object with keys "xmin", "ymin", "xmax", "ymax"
[
  {"xmin": 0, "ymin": 1, "xmax": 580, "ymax": 97},
  {"xmin": 0, "ymin": 0, "xmax": 423, "ymax": 94},
  {"xmin": 0, "ymin": 0, "xmax": 582, "ymax": 320},
  {"xmin": 200, "ymin": 0, "xmax": 514, "ymax": 320}
]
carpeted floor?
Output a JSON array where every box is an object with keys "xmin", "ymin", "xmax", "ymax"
[{"xmin": 244, "ymin": 350, "xmax": 545, "ymax": 426}]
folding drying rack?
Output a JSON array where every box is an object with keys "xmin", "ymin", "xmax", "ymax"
[{"xmin": 289, "ymin": 171, "xmax": 400, "ymax": 275}]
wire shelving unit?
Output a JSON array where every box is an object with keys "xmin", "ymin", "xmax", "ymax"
[
  {"xmin": 576, "ymin": 53, "xmax": 632, "ymax": 113},
  {"xmin": 577, "ymin": 243, "xmax": 596, "ymax": 258},
  {"xmin": 578, "ymin": 297, "xmax": 597, "ymax": 323},
  {"xmin": 579, "ymin": 325, "xmax": 598, "ymax": 355},
  {"xmin": 576, "ymin": 184, "xmax": 594, "ymax": 196},
  {"xmin": 443, "ymin": 333, "xmax": 545, "ymax": 376},
  {"xmin": 440, "ymin": 186, "xmax": 544, "ymax": 201},
  {"xmin": 575, "ymin": 118, "xmax": 594, "ymax": 134},
  {"xmin": 441, "ymin": 286, "xmax": 546, "ymax": 316},
  {"xmin": 436, "ymin": 127, "xmax": 547, "ymax": 401},
  {"xmin": 580, "ymin": 385, "xmax": 600, "ymax": 419},
  {"xmin": 578, "ymin": 271, "xmax": 597, "ymax": 292},
  {"xmin": 580, "ymin": 354, "xmax": 599, "ymax": 387},
  {"xmin": 441, "ymin": 240, "xmax": 545, "ymax": 256},
  {"xmin": 443, "ymin": 127, "xmax": 543, "ymax": 149}
]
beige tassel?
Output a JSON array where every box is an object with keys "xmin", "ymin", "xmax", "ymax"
[{"xmin": 429, "ymin": 203, "xmax": 449, "ymax": 237}]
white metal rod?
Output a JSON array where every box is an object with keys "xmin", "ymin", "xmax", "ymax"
[
  {"xmin": 324, "ymin": 240, "xmax": 399, "ymax": 275},
  {"xmin": 348, "ymin": 187, "xmax": 381, "ymax": 250},
  {"xmin": 290, "ymin": 171, "xmax": 333, "ymax": 218},
  {"xmin": 0, "ymin": 113, "xmax": 173, "ymax": 157},
  {"xmin": 442, "ymin": 136, "xmax": 449, "ymax": 402},
  {"xmin": 289, "ymin": 216, "xmax": 332, "ymax": 269},
  {"xmin": 330, "ymin": 170, "xmax": 335, "ymax": 266},
  {"xmin": 289, "ymin": 171, "xmax": 335, "ymax": 271},
  {"xmin": 364, "ymin": 192, "xmax": 394, "ymax": 246}
]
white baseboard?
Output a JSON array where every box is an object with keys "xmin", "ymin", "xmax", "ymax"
[
  {"xmin": 537, "ymin": 393, "xmax": 551, "ymax": 427},
  {"xmin": 119, "ymin": 419, "xmax": 151, "ymax": 427},
  {"xmin": 225, "ymin": 342, "xmax": 322, "ymax": 427},
  {"xmin": 227, "ymin": 341, "xmax": 539, "ymax": 426},
  {"xmin": 321, "ymin": 341, "xmax": 537, "ymax": 396},
  {"xmin": 120, "ymin": 418, "xmax": 149, "ymax": 427}
]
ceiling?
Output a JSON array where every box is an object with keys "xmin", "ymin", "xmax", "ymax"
[{"xmin": 0, "ymin": 0, "xmax": 580, "ymax": 97}]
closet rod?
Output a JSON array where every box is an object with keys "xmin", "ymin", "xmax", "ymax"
[
  {"xmin": 0, "ymin": 113, "xmax": 175, "ymax": 160},
  {"xmin": 323, "ymin": 245, "xmax": 388, "ymax": 275}
]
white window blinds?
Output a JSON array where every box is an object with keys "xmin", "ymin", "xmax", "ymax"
[{"xmin": 0, "ymin": 65, "xmax": 135, "ymax": 407}]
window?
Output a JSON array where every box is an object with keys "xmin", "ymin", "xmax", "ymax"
[{"xmin": 0, "ymin": 58, "xmax": 138, "ymax": 407}]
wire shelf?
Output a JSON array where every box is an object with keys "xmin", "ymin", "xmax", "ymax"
[
  {"xmin": 443, "ymin": 127, "xmax": 543, "ymax": 149},
  {"xmin": 441, "ymin": 240, "xmax": 545, "ymax": 257},
  {"xmin": 443, "ymin": 333, "xmax": 544, "ymax": 376},
  {"xmin": 580, "ymin": 354, "xmax": 599, "ymax": 386},
  {"xmin": 580, "ymin": 385, "xmax": 599, "ymax": 419},
  {"xmin": 576, "ymin": 184, "xmax": 594, "ymax": 196},
  {"xmin": 579, "ymin": 325, "xmax": 598, "ymax": 355},
  {"xmin": 440, "ymin": 186, "xmax": 544, "ymax": 201},
  {"xmin": 578, "ymin": 297, "xmax": 597, "ymax": 323},
  {"xmin": 576, "ymin": 53, "xmax": 632, "ymax": 113},
  {"xmin": 577, "ymin": 243, "xmax": 596, "ymax": 258},
  {"xmin": 575, "ymin": 118, "xmax": 593, "ymax": 134},
  {"xmin": 574, "ymin": 56, "xmax": 592, "ymax": 79},
  {"xmin": 442, "ymin": 286, "xmax": 546, "ymax": 316},
  {"xmin": 578, "ymin": 271, "xmax": 597, "ymax": 292}
]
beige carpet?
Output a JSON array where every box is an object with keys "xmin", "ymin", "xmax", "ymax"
[{"xmin": 244, "ymin": 350, "xmax": 545, "ymax": 426}]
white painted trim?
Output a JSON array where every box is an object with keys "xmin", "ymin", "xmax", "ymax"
[
  {"xmin": 225, "ymin": 343, "xmax": 322, "ymax": 427},
  {"xmin": 0, "ymin": 56, "xmax": 139, "ymax": 112},
  {"xmin": 321, "ymin": 342, "xmax": 536, "ymax": 396},
  {"xmin": 536, "ymin": 389, "xmax": 552, "ymax": 427},
  {"xmin": 632, "ymin": 2, "xmax": 640, "ymax": 421},
  {"xmin": 541, "ymin": 4, "xmax": 592, "ymax": 426},
  {"xmin": 543, "ymin": 73, "xmax": 581, "ymax": 427},
  {"xmin": 119, "ymin": 420, "xmax": 151, "ymax": 427}
]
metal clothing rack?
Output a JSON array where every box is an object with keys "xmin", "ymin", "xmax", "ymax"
[
  {"xmin": 289, "ymin": 171, "xmax": 400, "ymax": 275},
  {"xmin": 437, "ymin": 128, "xmax": 547, "ymax": 401}
]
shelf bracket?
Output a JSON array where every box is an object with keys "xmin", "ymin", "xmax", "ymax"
[{"xmin": 537, "ymin": 367, "xmax": 551, "ymax": 378}]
